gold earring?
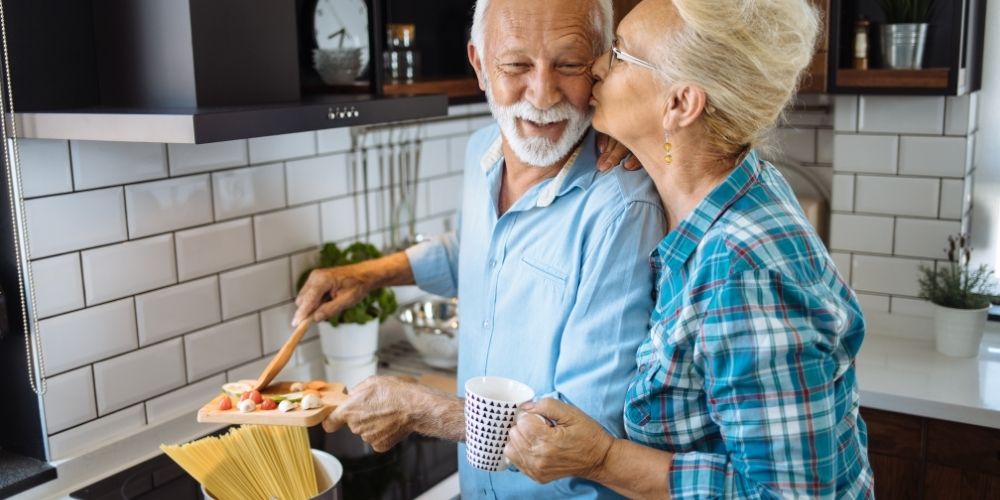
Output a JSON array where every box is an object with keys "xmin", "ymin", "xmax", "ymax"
[{"xmin": 664, "ymin": 142, "xmax": 673, "ymax": 165}]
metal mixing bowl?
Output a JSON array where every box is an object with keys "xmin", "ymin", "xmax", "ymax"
[{"xmin": 397, "ymin": 299, "xmax": 458, "ymax": 368}]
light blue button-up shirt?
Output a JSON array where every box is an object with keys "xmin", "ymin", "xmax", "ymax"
[{"xmin": 405, "ymin": 124, "xmax": 666, "ymax": 498}]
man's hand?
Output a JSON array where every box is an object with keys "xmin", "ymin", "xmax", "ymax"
[
  {"xmin": 596, "ymin": 134, "xmax": 643, "ymax": 172},
  {"xmin": 292, "ymin": 264, "xmax": 373, "ymax": 327},
  {"xmin": 322, "ymin": 376, "xmax": 423, "ymax": 452},
  {"xmin": 504, "ymin": 398, "xmax": 615, "ymax": 484}
]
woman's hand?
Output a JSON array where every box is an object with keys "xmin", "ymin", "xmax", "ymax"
[
  {"xmin": 596, "ymin": 134, "xmax": 643, "ymax": 172},
  {"xmin": 504, "ymin": 398, "xmax": 615, "ymax": 484}
]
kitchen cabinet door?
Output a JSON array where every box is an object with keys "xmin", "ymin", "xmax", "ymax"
[
  {"xmin": 925, "ymin": 463, "xmax": 1000, "ymax": 499},
  {"xmin": 870, "ymin": 453, "xmax": 923, "ymax": 500}
]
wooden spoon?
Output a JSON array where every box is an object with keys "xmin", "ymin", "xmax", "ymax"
[{"xmin": 252, "ymin": 318, "xmax": 314, "ymax": 391}]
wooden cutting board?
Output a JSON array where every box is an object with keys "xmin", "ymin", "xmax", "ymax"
[{"xmin": 197, "ymin": 380, "xmax": 348, "ymax": 427}]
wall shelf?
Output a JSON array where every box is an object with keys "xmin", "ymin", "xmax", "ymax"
[{"xmin": 836, "ymin": 68, "xmax": 951, "ymax": 90}]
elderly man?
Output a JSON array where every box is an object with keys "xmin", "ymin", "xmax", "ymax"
[{"xmin": 292, "ymin": 0, "xmax": 665, "ymax": 497}]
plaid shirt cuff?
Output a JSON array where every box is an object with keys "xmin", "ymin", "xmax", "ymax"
[{"xmin": 669, "ymin": 451, "xmax": 732, "ymax": 499}]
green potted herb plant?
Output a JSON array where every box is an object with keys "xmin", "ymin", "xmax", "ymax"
[
  {"xmin": 878, "ymin": 0, "xmax": 934, "ymax": 69},
  {"xmin": 918, "ymin": 234, "xmax": 998, "ymax": 357},
  {"xmin": 297, "ymin": 242, "xmax": 398, "ymax": 373}
]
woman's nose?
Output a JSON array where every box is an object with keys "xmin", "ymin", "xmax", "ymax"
[{"xmin": 591, "ymin": 50, "xmax": 610, "ymax": 82}]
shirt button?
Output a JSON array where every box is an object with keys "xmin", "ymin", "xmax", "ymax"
[
  {"xmin": 490, "ymin": 259, "xmax": 497, "ymax": 268},
  {"xmin": 482, "ymin": 320, "xmax": 491, "ymax": 329}
]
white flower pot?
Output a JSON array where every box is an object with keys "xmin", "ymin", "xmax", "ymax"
[
  {"xmin": 933, "ymin": 304, "xmax": 988, "ymax": 358},
  {"xmin": 319, "ymin": 321, "xmax": 379, "ymax": 361}
]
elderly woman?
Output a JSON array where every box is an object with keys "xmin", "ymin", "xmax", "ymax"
[{"xmin": 504, "ymin": 0, "xmax": 875, "ymax": 498}]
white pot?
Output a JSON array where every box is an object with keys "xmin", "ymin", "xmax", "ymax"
[
  {"xmin": 324, "ymin": 356, "xmax": 378, "ymax": 390},
  {"xmin": 203, "ymin": 448, "xmax": 343, "ymax": 499},
  {"xmin": 319, "ymin": 321, "xmax": 379, "ymax": 360},
  {"xmin": 933, "ymin": 304, "xmax": 988, "ymax": 358}
]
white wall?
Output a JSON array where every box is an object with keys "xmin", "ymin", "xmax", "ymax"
[{"xmin": 972, "ymin": 0, "xmax": 1000, "ymax": 270}]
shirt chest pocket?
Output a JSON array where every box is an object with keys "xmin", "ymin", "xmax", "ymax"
[{"xmin": 517, "ymin": 255, "xmax": 568, "ymax": 303}]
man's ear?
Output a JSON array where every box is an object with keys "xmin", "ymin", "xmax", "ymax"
[
  {"xmin": 660, "ymin": 84, "xmax": 707, "ymax": 132},
  {"xmin": 468, "ymin": 41, "xmax": 487, "ymax": 91}
]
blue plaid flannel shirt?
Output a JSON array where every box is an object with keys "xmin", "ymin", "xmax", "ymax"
[{"xmin": 625, "ymin": 150, "xmax": 875, "ymax": 499}]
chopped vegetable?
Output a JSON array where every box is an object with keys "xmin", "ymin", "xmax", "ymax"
[
  {"xmin": 280, "ymin": 392, "xmax": 305, "ymax": 402},
  {"xmin": 222, "ymin": 382, "xmax": 252, "ymax": 398},
  {"xmin": 300, "ymin": 394, "xmax": 322, "ymax": 410},
  {"xmin": 240, "ymin": 392, "xmax": 250, "ymax": 401},
  {"xmin": 260, "ymin": 399, "xmax": 277, "ymax": 410},
  {"xmin": 218, "ymin": 396, "xmax": 233, "ymax": 411},
  {"xmin": 289, "ymin": 382, "xmax": 305, "ymax": 392},
  {"xmin": 278, "ymin": 400, "xmax": 296, "ymax": 412},
  {"xmin": 307, "ymin": 381, "xmax": 327, "ymax": 391},
  {"xmin": 238, "ymin": 399, "xmax": 256, "ymax": 413},
  {"xmin": 249, "ymin": 390, "xmax": 263, "ymax": 405}
]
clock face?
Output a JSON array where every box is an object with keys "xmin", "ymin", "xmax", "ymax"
[{"xmin": 314, "ymin": 0, "xmax": 370, "ymax": 77}]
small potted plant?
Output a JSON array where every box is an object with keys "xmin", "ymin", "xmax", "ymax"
[
  {"xmin": 878, "ymin": 0, "xmax": 934, "ymax": 69},
  {"xmin": 297, "ymin": 242, "xmax": 398, "ymax": 364},
  {"xmin": 918, "ymin": 234, "xmax": 998, "ymax": 357}
]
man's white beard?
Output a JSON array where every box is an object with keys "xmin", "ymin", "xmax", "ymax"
[{"xmin": 485, "ymin": 81, "xmax": 592, "ymax": 168}]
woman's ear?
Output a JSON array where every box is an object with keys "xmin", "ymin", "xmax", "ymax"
[{"xmin": 660, "ymin": 84, "xmax": 707, "ymax": 131}]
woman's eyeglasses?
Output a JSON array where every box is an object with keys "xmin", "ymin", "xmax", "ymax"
[{"xmin": 607, "ymin": 37, "xmax": 660, "ymax": 74}]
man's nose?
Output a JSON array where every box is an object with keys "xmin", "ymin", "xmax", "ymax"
[
  {"xmin": 591, "ymin": 51, "xmax": 610, "ymax": 82},
  {"xmin": 525, "ymin": 66, "xmax": 562, "ymax": 111}
]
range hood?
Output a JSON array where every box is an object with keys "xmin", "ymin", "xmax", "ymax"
[
  {"xmin": 3, "ymin": 0, "xmax": 449, "ymax": 144},
  {"xmin": 12, "ymin": 94, "xmax": 447, "ymax": 144}
]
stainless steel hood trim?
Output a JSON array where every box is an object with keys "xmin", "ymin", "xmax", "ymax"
[{"xmin": 8, "ymin": 94, "xmax": 448, "ymax": 144}]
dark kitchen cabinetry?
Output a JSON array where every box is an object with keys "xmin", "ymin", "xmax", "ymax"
[
  {"xmin": 861, "ymin": 407, "xmax": 1000, "ymax": 499},
  {"xmin": 827, "ymin": 0, "xmax": 986, "ymax": 95}
]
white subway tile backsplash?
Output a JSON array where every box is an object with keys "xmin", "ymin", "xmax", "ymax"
[
  {"xmin": 40, "ymin": 298, "xmax": 137, "ymax": 375},
  {"xmin": 965, "ymin": 134, "xmax": 976, "ymax": 176},
  {"xmin": 71, "ymin": 141, "xmax": 168, "ymax": 190},
  {"xmin": 449, "ymin": 136, "xmax": 470, "ymax": 174},
  {"xmin": 125, "ymin": 175, "xmax": 213, "ymax": 238},
  {"xmin": 830, "ymin": 252, "xmax": 852, "ymax": 282},
  {"xmin": 851, "ymin": 255, "xmax": 931, "ymax": 296},
  {"xmin": 145, "ymin": 373, "xmax": 226, "ymax": 425},
  {"xmin": 48, "ymin": 405, "xmax": 145, "ymax": 461},
  {"xmin": 32, "ymin": 253, "xmax": 85, "ymax": 319},
  {"xmin": 290, "ymin": 249, "xmax": 319, "ymax": 292},
  {"xmin": 26, "ymin": 188, "xmax": 127, "ymax": 259},
  {"xmin": 834, "ymin": 96, "xmax": 859, "ymax": 132},
  {"xmin": 82, "ymin": 234, "xmax": 177, "ymax": 305},
  {"xmin": 93, "ymin": 338, "xmax": 185, "ymax": 415},
  {"xmin": 285, "ymin": 154, "xmax": 349, "ymax": 205},
  {"xmin": 226, "ymin": 357, "xmax": 270, "ymax": 383},
  {"xmin": 774, "ymin": 128, "xmax": 816, "ymax": 164},
  {"xmin": 19, "ymin": 139, "xmax": 73, "ymax": 198},
  {"xmin": 135, "ymin": 277, "xmax": 221, "ymax": 346},
  {"xmin": 856, "ymin": 293, "xmax": 890, "ymax": 314},
  {"xmin": 830, "ymin": 214, "xmax": 894, "ymax": 254},
  {"xmin": 939, "ymin": 179, "xmax": 964, "ymax": 219},
  {"xmin": 831, "ymin": 174, "xmax": 855, "ymax": 212},
  {"xmin": 219, "ymin": 259, "xmax": 291, "ymax": 320},
  {"xmin": 422, "ymin": 118, "xmax": 469, "ymax": 139},
  {"xmin": 212, "ymin": 163, "xmax": 286, "ymax": 220},
  {"xmin": 317, "ymin": 128, "xmax": 353, "ymax": 154},
  {"xmin": 168, "ymin": 140, "xmax": 248, "ymax": 176},
  {"xmin": 175, "ymin": 218, "xmax": 255, "ymax": 281},
  {"xmin": 858, "ymin": 96, "xmax": 945, "ymax": 135},
  {"xmin": 249, "ymin": 132, "xmax": 317, "ymax": 164},
  {"xmin": 945, "ymin": 94, "xmax": 974, "ymax": 136},
  {"xmin": 894, "ymin": 218, "xmax": 961, "ymax": 260},
  {"xmin": 832, "ymin": 134, "xmax": 898, "ymax": 174},
  {"xmin": 254, "ymin": 205, "xmax": 321, "ymax": 260},
  {"xmin": 855, "ymin": 176, "xmax": 939, "ymax": 218},
  {"xmin": 43, "ymin": 367, "xmax": 96, "ymax": 435},
  {"xmin": 427, "ymin": 174, "xmax": 463, "ymax": 215},
  {"xmin": 419, "ymin": 138, "xmax": 450, "ymax": 177},
  {"xmin": 897, "ymin": 136, "xmax": 967, "ymax": 178},
  {"xmin": 261, "ymin": 302, "xmax": 318, "ymax": 355},
  {"xmin": 891, "ymin": 297, "xmax": 934, "ymax": 318},
  {"xmin": 321, "ymin": 197, "xmax": 357, "ymax": 242},
  {"xmin": 185, "ymin": 315, "xmax": 262, "ymax": 381}
]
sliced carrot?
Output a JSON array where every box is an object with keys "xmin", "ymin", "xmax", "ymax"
[{"xmin": 307, "ymin": 380, "xmax": 327, "ymax": 391}]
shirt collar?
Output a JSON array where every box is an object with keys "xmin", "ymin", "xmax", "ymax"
[
  {"xmin": 480, "ymin": 128, "xmax": 599, "ymax": 208},
  {"xmin": 652, "ymin": 150, "xmax": 762, "ymax": 275}
]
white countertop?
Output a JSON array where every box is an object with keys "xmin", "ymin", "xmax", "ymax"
[{"xmin": 857, "ymin": 329, "xmax": 1000, "ymax": 429}]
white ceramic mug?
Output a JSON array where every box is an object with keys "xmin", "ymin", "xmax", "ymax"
[{"xmin": 464, "ymin": 376, "xmax": 534, "ymax": 472}]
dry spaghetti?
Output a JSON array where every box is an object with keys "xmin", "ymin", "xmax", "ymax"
[{"xmin": 161, "ymin": 425, "xmax": 318, "ymax": 500}]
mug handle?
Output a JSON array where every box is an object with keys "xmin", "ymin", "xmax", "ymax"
[{"xmin": 500, "ymin": 400, "xmax": 557, "ymax": 472}]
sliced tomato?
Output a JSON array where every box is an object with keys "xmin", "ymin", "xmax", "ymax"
[
  {"xmin": 249, "ymin": 390, "xmax": 263, "ymax": 405},
  {"xmin": 218, "ymin": 396, "xmax": 233, "ymax": 411},
  {"xmin": 260, "ymin": 399, "xmax": 277, "ymax": 410}
]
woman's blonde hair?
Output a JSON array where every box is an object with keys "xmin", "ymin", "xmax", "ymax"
[{"xmin": 652, "ymin": 0, "xmax": 820, "ymax": 156}]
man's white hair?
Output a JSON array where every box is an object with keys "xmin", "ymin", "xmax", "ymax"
[{"xmin": 470, "ymin": 0, "xmax": 613, "ymax": 59}]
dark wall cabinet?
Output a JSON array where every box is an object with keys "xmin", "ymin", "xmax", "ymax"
[{"xmin": 861, "ymin": 407, "xmax": 1000, "ymax": 499}]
